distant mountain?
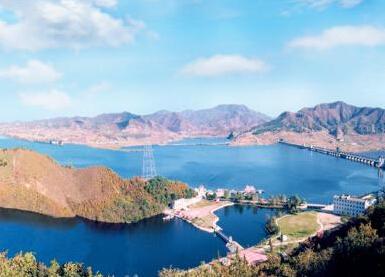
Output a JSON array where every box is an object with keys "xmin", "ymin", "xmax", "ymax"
[
  {"xmin": 233, "ymin": 102, "xmax": 385, "ymax": 152},
  {"xmin": 251, "ymin": 101, "xmax": 385, "ymax": 136},
  {"xmin": 145, "ymin": 104, "xmax": 270, "ymax": 136},
  {"xmin": 0, "ymin": 105, "xmax": 270, "ymax": 148}
]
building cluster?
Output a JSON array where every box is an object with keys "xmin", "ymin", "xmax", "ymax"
[
  {"xmin": 333, "ymin": 194, "xmax": 376, "ymax": 217},
  {"xmin": 194, "ymin": 185, "xmax": 264, "ymax": 201}
]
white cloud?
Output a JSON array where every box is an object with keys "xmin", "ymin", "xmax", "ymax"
[
  {"xmin": 181, "ymin": 55, "xmax": 268, "ymax": 77},
  {"xmin": 0, "ymin": 60, "xmax": 61, "ymax": 84},
  {"xmin": 19, "ymin": 90, "xmax": 71, "ymax": 110},
  {"xmin": 0, "ymin": 0, "xmax": 146, "ymax": 50},
  {"xmin": 293, "ymin": 0, "xmax": 363, "ymax": 9},
  {"xmin": 86, "ymin": 81, "xmax": 112, "ymax": 94},
  {"xmin": 93, "ymin": 0, "xmax": 117, "ymax": 8},
  {"xmin": 340, "ymin": 0, "xmax": 363, "ymax": 8},
  {"xmin": 288, "ymin": 25, "xmax": 385, "ymax": 50}
]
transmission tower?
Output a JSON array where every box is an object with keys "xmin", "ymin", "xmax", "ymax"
[{"xmin": 142, "ymin": 125, "xmax": 157, "ymax": 180}]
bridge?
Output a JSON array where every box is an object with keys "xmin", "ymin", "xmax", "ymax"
[
  {"xmin": 279, "ymin": 140, "xmax": 385, "ymax": 169},
  {"xmin": 214, "ymin": 228, "xmax": 244, "ymax": 252}
]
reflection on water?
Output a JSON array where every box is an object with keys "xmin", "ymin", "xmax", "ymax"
[{"xmin": 0, "ymin": 208, "xmax": 78, "ymax": 230}]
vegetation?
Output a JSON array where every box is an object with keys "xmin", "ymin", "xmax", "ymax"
[
  {"xmin": 284, "ymin": 196, "xmax": 303, "ymax": 214},
  {"xmin": 0, "ymin": 149, "xmax": 195, "ymax": 224},
  {"xmin": 70, "ymin": 176, "xmax": 195, "ymax": 223},
  {"xmin": 160, "ymin": 200, "xmax": 385, "ymax": 277},
  {"xmin": 265, "ymin": 216, "xmax": 279, "ymax": 235},
  {"xmin": 206, "ymin": 192, "xmax": 217, "ymax": 201},
  {"xmin": 277, "ymin": 212, "xmax": 319, "ymax": 239},
  {"xmin": 145, "ymin": 177, "xmax": 196, "ymax": 206},
  {"xmin": 0, "ymin": 252, "xmax": 103, "ymax": 277},
  {"xmin": 0, "ymin": 158, "xmax": 7, "ymax": 167}
]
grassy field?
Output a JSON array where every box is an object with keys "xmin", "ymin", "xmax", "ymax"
[{"xmin": 277, "ymin": 212, "xmax": 320, "ymax": 239}]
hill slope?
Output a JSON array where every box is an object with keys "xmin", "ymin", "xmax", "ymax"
[
  {"xmin": 252, "ymin": 101, "xmax": 385, "ymax": 136},
  {"xmin": 0, "ymin": 148, "xmax": 193, "ymax": 223},
  {"xmin": 0, "ymin": 105, "xmax": 270, "ymax": 148},
  {"xmin": 233, "ymin": 102, "xmax": 385, "ymax": 152}
]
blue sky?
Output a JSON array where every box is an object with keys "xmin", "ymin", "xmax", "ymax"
[{"xmin": 0, "ymin": 0, "xmax": 385, "ymax": 121}]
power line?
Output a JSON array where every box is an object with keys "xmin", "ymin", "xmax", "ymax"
[{"xmin": 142, "ymin": 123, "xmax": 157, "ymax": 180}]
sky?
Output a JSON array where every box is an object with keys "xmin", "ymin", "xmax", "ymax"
[{"xmin": 1, "ymin": 0, "xmax": 385, "ymax": 121}]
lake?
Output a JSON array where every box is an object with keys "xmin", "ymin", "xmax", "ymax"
[{"xmin": 0, "ymin": 137, "xmax": 382, "ymax": 276}]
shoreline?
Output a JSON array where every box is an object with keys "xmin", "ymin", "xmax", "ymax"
[
  {"xmin": 172, "ymin": 201, "xmax": 235, "ymax": 233},
  {"xmin": 3, "ymin": 133, "xmax": 385, "ymax": 154},
  {"xmin": 211, "ymin": 202, "xmax": 235, "ymax": 231},
  {"xmin": 0, "ymin": 134, "xmax": 229, "ymax": 151}
]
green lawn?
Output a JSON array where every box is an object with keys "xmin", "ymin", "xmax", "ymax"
[{"xmin": 277, "ymin": 212, "xmax": 320, "ymax": 239}]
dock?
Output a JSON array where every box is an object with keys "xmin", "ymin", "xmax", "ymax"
[{"xmin": 279, "ymin": 140, "xmax": 385, "ymax": 169}]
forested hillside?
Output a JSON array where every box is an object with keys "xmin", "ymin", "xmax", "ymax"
[{"xmin": 0, "ymin": 148, "xmax": 194, "ymax": 223}]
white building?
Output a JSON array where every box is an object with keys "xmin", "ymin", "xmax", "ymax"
[
  {"xmin": 216, "ymin": 189, "xmax": 225, "ymax": 198},
  {"xmin": 194, "ymin": 185, "xmax": 207, "ymax": 198},
  {"xmin": 333, "ymin": 194, "xmax": 376, "ymax": 217},
  {"xmin": 244, "ymin": 185, "xmax": 256, "ymax": 195}
]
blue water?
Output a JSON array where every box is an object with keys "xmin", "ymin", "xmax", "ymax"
[
  {"xmin": 0, "ymin": 137, "xmax": 382, "ymax": 276},
  {"xmin": 0, "ymin": 137, "xmax": 380, "ymax": 203},
  {"xmin": 215, "ymin": 206, "xmax": 276, "ymax": 248},
  {"xmin": 0, "ymin": 208, "xmax": 227, "ymax": 277}
]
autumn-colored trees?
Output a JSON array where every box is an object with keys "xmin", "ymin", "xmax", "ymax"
[{"xmin": 0, "ymin": 252, "xmax": 102, "ymax": 277}]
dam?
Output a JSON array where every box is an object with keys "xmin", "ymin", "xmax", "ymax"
[{"xmin": 279, "ymin": 140, "xmax": 385, "ymax": 169}]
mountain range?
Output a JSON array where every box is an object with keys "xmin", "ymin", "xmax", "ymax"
[
  {"xmin": 251, "ymin": 101, "xmax": 385, "ymax": 136},
  {"xmin": 0, "ymin": 105, "xmax": 270, "ymax": 148},
  {"xmin": 233, "ymin": 101, "xmax": 385, "ymax": 152},
  {"xmin": 1, "ymin": 101, "xmax": 385, "ymax": 151}
]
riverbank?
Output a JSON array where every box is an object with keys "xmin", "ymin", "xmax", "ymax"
[
  {"xmin": 170, "ymin": 200, "xmax": 234, "ymax": 233},
  {"xmin": 4, "ymin": 130, "xmax": 385, "ymax": 154},
  {"xmin": 231, "ymin": 130, "xmax": 385, "ymax": 153}
]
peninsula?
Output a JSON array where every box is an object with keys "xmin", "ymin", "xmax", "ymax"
[{"xmin": 0, "ymin": 148, "xmax": 194, "ymax": 223}]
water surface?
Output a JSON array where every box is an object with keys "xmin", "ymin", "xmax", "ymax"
[
  {"xmin": 0, "ymin": 208, "xmax": 227, "ymax": 277},
  {"xmin": 0, "ymin": 137, "xmax": 382, "ymax": 276},
  {"xmin": 215, "ymin": 206, "xmax": 276, "ymax": 248},
  {"xmin": 0, "ymin": 137, "xmax": 380, "ymax": 203}
]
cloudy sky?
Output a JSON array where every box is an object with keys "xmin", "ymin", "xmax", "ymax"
[{"xmin": 0, "ymin": 0, "xmax": 384, "ymax": 121}]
